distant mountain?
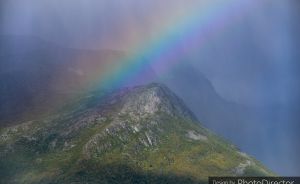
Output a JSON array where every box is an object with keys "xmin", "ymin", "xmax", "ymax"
[
  {"xmin": 0, "ymin": 83, "xmax": 273, "ymax": 184},
  {"xmin": 155, "ymin": 63, "xmax": 300, "ymax": 175},
  {"xmin": 157, "ymin": 64, "xmax": 257, "ymax": 142},
  {"xmin": 0, "ymin": 36, "xmax": 156, "ymax": 126}
]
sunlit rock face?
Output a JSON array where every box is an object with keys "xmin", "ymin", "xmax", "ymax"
[{"xmin": 118, "ymin": 83, "xmax": 197, "ymax": 121}]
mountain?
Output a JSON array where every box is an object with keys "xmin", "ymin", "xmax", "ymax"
[
  {"xmin": 157, "ymin": 63, "xmax": 258, "ymax": 145},
  {"xmin": 0, "ymin": 36, "xmax": 157, "ymax": 127},
  {"xmin": 0, "ymin": 83, "xmax": 273, "ymax": 184},
  {"xmin": 156, "ymin": 63, "xmax": 300, "ymax": 175}
]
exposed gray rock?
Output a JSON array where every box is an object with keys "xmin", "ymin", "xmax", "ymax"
[
  {"xmin": 186, "ymin": 130, "xmax": 208, "ymax": 141},
  {"xmin": 234, "ymin": 160, "xmax": 252, "ymax": 175},
  {"xmin": 118, "ymin": 83, "xmax": 197, "ymax": 121}
]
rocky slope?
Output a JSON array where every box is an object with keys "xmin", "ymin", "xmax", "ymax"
[{"xmin": 0, "ymin": 83, "xmax": 273, "ymax": 184}]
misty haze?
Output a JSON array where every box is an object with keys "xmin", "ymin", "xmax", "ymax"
[{"xmin": 0, "ymin": 0, "xmax": 299, "ymax": 183}]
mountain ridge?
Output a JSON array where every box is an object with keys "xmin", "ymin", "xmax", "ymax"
[{"xmin": 0, "ymin": 83, "xmax": 273, "ymax": 184}]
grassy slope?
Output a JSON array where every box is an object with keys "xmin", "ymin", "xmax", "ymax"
[{"xmin": 0, "ymin": 109, "xmax": 273, "ymax": 184}]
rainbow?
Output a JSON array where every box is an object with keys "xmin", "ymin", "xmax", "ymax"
[{"xmin": 79, "ymin": 0, "xmax": 256, "ymax": 93}]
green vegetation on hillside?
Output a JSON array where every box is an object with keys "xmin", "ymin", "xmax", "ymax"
[{"xmin": 0, "ymin": 84, "xmax": 273, "ymax": 184}]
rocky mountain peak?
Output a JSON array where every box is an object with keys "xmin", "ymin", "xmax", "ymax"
[{"xmin": 117, "ymin": 83, "xmax": 198, "ymax": 121}]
